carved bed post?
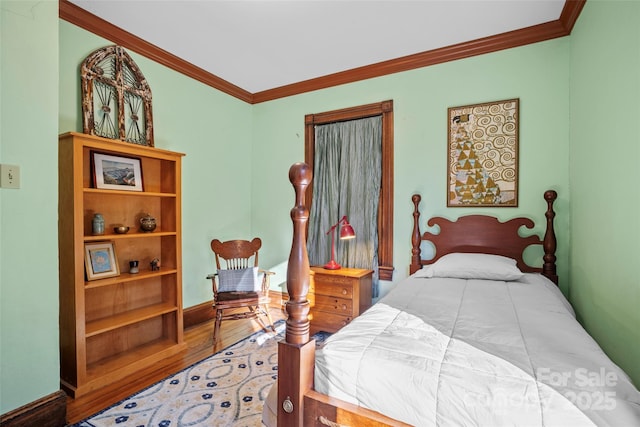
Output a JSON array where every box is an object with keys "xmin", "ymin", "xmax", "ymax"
[
  {"xmin": 410, "ymin": 194, "xmax": 422, "ymax": 274},
  {"xmin": 285, "ymin": 162, "xmax": 312, "ymax": 344},
  {"xmin": 543, "ymin": 190, "xmax": 558, "ymax": 284},
  {"xmin": 277, "ymin": 162, "xmax": 315, "ymax": 427}
]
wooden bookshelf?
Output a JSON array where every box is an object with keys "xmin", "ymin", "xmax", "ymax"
[{"xmin": 58, "ymin": 132, "xmax": 187, "ymax": 397}]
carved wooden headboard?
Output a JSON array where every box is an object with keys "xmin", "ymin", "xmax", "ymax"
[{"xmin": 409, "ymin": 191, "xmax": 558, "ymax": 284}]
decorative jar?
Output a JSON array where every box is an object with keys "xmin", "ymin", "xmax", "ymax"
[
  {"xmin": 92, "ymin": 213, "xmax": 105, "ymax": 235},
  {"xmin": 140, "ymin": 213, "xmax": 157, "ymax": 232}
]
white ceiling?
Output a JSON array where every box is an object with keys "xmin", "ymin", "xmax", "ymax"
[{"xmin": 68, "ymin": 0, "xmax": 566, "ymax": 94}]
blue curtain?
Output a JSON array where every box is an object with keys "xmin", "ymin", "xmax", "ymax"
[{"xmin": 308, "ymin": 116, "xmax": 382, "ymax": 297}]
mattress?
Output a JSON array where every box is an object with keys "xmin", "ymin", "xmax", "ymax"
[{"xmin": 314, "ymin": 273, "xmax": 640, "ymax": 426}]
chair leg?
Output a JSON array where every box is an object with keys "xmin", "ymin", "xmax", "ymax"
[
  {"xmin": 263, "ymin": 304, "xmax": 276, "ymax": 333},
  {"xmin": 213, "ymin": 308, "xmax": 223, "ymax": 345}
]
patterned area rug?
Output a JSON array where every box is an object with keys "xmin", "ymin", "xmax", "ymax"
[{"xmin": 71, "ymin": 321, "xmax": 331, "ymax": 427}]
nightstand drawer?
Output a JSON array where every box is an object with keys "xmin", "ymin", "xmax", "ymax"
[
  {"xmin": 309, "ymin": 267, "xmax": 373, "ymax": 335},
  {"xmin": 312, "ymin": 281, "xmax": 353, "ymax": 298},
  {"xmin": 310, "ymin": 310, "xmax": 352, "ymax": 333},
  {"xmin": 313, "ymin": 295, "xmax": 353, "ymax": 314}
]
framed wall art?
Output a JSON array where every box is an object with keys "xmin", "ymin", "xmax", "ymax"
[
  {"xmin": 92, "ymin": 152, "xmax": 143, "ymax": 191},
  {"xmin": 447, "ymin": 98, "xmax": 519, "ymax": 207},
  {"xmin": 81, "ymin": 45, "xmax": 154, "ymax": 146},
  {"xmin": 84, "ymin": 241, "xmax": 120, "ymax": 281}
]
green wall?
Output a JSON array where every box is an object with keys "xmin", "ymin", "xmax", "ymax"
[
  {"xmin": 1, "ymin": 0, "xmax": 638, "ymax": 416},
  {"xmin": 569, "ymin": 0, "xmax": 640, "ymax": 386},
  {"xmin": 1, "ymin": 0, "xmax": 60, "ymax": 413},
  {"xmin": 58, "ymin": 21, "xmax": 255, "ymax": 309},
  {"xmin": 2, "ymin": 12, "xmax": 254, "ymax": 414},
  {"xmin": 251, "ymin": 39, "xmax": 571, "ymax": 296}
]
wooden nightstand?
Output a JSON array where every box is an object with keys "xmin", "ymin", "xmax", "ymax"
[{"xmin": 309, "ymin": 266, "xmax": 373, "ymax": 334}]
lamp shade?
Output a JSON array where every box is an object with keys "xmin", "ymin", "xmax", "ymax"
[
  {"xmin": 339, "ymin": 221, "xmax": 355, "ymax": 239},
  {"xmin": 324, "ymin": 216, "xmax": 356, "ymax": 270}
]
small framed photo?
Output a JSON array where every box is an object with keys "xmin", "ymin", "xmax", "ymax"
[
  {"xmin": 92, "ymin": 152, "xmax": 143, "ymax": 191},
  {"xmin": 84, "ymin": 241, "xmax": 120, "ymax": 281}
]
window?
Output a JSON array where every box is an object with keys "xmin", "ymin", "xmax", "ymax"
[{"xmin": 304, "ymin": 100, "xmax": 394, "ymax": 280}]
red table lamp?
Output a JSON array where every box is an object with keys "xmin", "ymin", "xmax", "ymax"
[{"xmin": 324, "ymin": 215, "xmax": 356, "ymax": 270}]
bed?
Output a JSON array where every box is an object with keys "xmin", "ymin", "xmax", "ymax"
[{"xmin": 266, "ymin": 162, "xmax": 640, "ymax": 426}]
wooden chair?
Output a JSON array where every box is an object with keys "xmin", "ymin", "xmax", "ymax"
[{"xmin": 207, "ymin": 237, "xmax": 276, "ymax": 345}]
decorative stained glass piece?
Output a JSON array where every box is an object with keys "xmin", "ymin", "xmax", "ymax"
[
  {"xmin": 81, "ymin": 45, "xmax": 153, "ymax": 146},
  {"xmin": 123, "ymin": 63, "xmax": 141, "ymax": 89},
  {"xmin": 95, "ymin": 56, "xmax": 116, "ymax": 80},
  {"xmin": 124, "ymin": 91, "xmax": 146, "ymax": 145},
  {"xmin": 93, "ymin": 80, "xmax": 118, "ymax": 139}
]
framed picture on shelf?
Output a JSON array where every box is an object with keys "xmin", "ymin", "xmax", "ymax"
[
  {"xmin": 92, "ymin": 152, "xmax": 143, "ymax": 191},
  {"xmin": 447, "ymin": 98, "xmax": 519, "ymax": 207},
  {"xmin": 84, "ymin": 241, "xmax": 120, "ymax": 281}
]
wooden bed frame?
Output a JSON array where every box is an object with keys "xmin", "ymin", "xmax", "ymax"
[{"xmin": 276, "ymin": 162, "xmax": 558, "ymax": 427}]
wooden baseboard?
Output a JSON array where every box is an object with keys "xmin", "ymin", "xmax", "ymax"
[
  {"xmin": 183, "ymin": 291, "xmax": 287, "ymax": 329},
  {"xmin": 183, "ymin": 300, "xmax": 216, "ymax": 328},
  {"xmin": 0, "ymin": 390, "xmax": 66, "ymax": 427}
]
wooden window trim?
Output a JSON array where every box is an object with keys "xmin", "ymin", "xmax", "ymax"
[{"xmin": 304, "ymin": 100, "xmax": 394, "ymax": 281}]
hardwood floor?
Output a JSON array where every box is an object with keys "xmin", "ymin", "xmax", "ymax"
[{"xmin": 65, "ymin": 307, "xmax": 286, "ymax": 425}]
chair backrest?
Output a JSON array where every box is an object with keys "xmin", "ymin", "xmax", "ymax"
[{"xmin": 211, "ymin": 238, "xmax": 261, "ymax": 270}]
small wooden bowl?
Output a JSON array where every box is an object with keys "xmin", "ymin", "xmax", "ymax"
[{"xmin": 113, "ymin": 225, "xmax": 130, "ymax": 234}]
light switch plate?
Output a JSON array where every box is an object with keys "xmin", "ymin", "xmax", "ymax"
[{"xmin": 0, "ymin": 164, "xmax": 20, "ymax": 189}]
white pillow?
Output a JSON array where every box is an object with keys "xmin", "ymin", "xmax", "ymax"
[
  {"xmin": 217, "ymin": 266, "xmax": 261, "ymax": 292},
  {"xmin": 413, "ymin": 253, "xmax": 524, "ymax": 281}
]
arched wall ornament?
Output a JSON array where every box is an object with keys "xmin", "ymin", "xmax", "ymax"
[{"xmin": 81, "ymin": 45, "xmax": 154, "ymax": 146}]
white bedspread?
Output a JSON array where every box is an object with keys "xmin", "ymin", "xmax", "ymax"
[{"xmin": 314, "ymin": 274, "xmax": 640, "ymax": 426}]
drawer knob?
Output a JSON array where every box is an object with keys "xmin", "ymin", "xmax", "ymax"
[
  {"xmin": 282, "ymin": 396, "xmax": 294, "ymax": 413},
  {"xmin": 341, "ymin": 288, "xmax": 347, "ymax": 295}
]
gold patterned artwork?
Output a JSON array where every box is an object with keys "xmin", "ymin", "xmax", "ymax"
[{"xmin": 447, "ymin": 99, "xmax": 519, "ymax": 207}]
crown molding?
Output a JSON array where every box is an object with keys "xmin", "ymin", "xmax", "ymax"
[
  {"xmin": 253, "ymin": 0, "xmax": 586, "ymax": 103},
  {"xmin": 60, "ymin": 0, "xmax": 585, "ymax": 105},
  {"xmin": 59, "ymin": 0, "xmax": 253, "ymax": 103}
]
